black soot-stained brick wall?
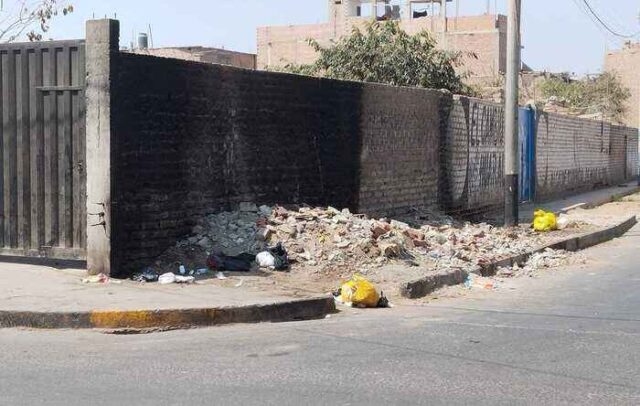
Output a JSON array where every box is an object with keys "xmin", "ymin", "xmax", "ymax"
[
  {"xmin": 110, "ymin": 53, "xmax": 441, "ymax": 273},
  {"xmin": 107, "ymin": 52, "xmax": 638, "ymax": 275}
]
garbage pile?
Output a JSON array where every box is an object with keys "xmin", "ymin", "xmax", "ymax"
[{"xmin": 149, "ymin": 203, "xmax": 563, "ymax": 283}]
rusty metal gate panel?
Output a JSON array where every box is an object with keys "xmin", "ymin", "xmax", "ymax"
[{"xmin": 0, "ymin": 40, "xmax": 86, "ymax": 260}]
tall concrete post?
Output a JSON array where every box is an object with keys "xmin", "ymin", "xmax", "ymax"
[
  {"xmin": 504, "ymin": 0, "xmax": 521, "ymax": 226},
  {"xmin": 85, "ymin": 19, "xmax": 119, "ymax": 275}
]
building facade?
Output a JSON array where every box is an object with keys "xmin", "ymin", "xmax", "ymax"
[
  {"xmin": 605, "ymin": 42, "xmax": 640, "ymax": 128},
  {"xmin": 257, "ymin": 0, "xmax": 507, "ymax": 81}
]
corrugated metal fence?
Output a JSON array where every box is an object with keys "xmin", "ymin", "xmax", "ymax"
[{"xmin": 0, "ymin": 40, "xmax": 86, "ymax": 259}]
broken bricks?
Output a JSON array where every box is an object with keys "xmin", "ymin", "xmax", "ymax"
[{"xmin": 152, "ymin": 201, "xmax": 580, "ymax": 288}]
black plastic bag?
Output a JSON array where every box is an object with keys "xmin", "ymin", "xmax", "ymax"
[
  {"xmin": 268, "ymin": 242, "xmax": 289, "ymax": 271},
  {"xmin": 207, "ymin": 253, "xmax": 255, "ymax": 272}
]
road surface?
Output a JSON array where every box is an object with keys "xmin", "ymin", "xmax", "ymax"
[{"xmin": 2, "ymin": 225, "xmax": 640, "ymax": 405}]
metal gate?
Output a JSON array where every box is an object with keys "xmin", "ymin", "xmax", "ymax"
[
  {"xmin": 518, "ymin": 107, "xmax": 536, "ymax": 202},
  {"xmin": 0, "ymin": 40, "xmax": 86, "ymax": 259}
]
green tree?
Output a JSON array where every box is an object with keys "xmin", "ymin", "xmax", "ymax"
[
  {"xmin": 0, "ymin": 0, "xmax": 73, "ymax": 42},
  {"xmin": 274, "ymin": 20, "xmax": 474, "ymax": 95},
  {"xmin": 538, "ymin": 72, "xmax": 630, "ymax": 122}
]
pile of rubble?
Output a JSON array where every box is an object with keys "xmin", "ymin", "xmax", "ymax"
[
  {"xmin": 153, "ymin": 203, "xmax": 562, "ymax": 279},
  {"xmin": 496, "ymin": 248, "xmax": 585, "ymax": 278}
]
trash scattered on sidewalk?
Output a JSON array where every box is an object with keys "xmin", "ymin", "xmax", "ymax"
[
  {"xmin": 175, "ymin": 275, "xmax": 195, "ymax": 284},
  {"xmin": 148, "ymin": 200, "xmax": 598, "ymax": 295},
  {"xmin": 158, "ymin": 272, "xmax": 177, "ymax": 285},
  {"xmin": 268, "ymin": 242, "xmax": 289, "ymax": 271},
  {"xmin": 377, "ymin": 292, "xmax": 391, "ymax": 308},
  {"xmin": 82, "ymin": 273, "xmax": 121, "ymax": 284},
  {"xmin": 159, "ymin": 203, "xmax": 565, "ymax": 279},
  {"xmin": 215, "ymin": 271, "xmax": 227, "ymax": 280},
  {"xmin": 207, "ymin": 253, "xmax": 255, "ymax": 272},
  {"xmin": 464, "ymin": 274, "xmax": 497, "ymax": 290},
  {"xmin": 256, "ymin": 251, "xmax": 275, "ymax": 268},
  {"xmin": 131, "ymin": 268, "xmax": 160, "ymax": 283},
  {"xmin": 533, "ymin": 209, "xmax": 557, "ymax": 232},
  {"xmin": 336, "ymin": 274, "xmax": 385, "ymax": 308},
  {"xmin": 494, "ymin": 249, "xmax": 585, "ymax": 278},
  {"xmin": 159, "ymin": 272, "xmax": 195, "ymax": 284}
]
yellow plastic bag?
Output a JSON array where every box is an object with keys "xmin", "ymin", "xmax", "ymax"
[
  {"xmin": 533, "ymin": 209, "xmax": 557, "ymax": 232},
  {"xmin": 340, "ymin": 274, "xmax": 380, "ymax": 308}
]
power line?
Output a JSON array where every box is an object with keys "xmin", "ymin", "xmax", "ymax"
[{"xmin": 576, "ymin": 0, "xmax": 640, "ymax": 39}]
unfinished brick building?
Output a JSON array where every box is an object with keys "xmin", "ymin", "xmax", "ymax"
[
  {"xmin": 605, "ymin": 42, "xmax": 640, "ymax": 128},
  {"xmin": 257, "ymin": 0, "xmax": 507, "ymax": 81}
]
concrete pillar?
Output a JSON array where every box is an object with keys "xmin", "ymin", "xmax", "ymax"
[{"xmin": 85, "ymin": 19, "xmax": 119, "ymax": 275}]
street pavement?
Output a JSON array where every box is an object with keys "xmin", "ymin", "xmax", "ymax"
[{"xmin": 2, "ymin": 225, "xmax": 640, "ymax": 405}]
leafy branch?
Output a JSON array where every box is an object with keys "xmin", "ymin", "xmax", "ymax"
[{"xmin": 0, "ymin": 0, "xmax": 73, "ymax": 43}]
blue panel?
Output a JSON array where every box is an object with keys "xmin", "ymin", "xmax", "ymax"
[{"xmin": 518, "ymin": 107, "xmax": 536, "ymax": 202}]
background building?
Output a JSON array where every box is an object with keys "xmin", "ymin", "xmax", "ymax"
[
  {"xmin": 605, "ymin": 42, "xmax": 640, "ymax": 128},
  {"xmin": 257, "ymin": 0, "xmax": 507, "ymax": 82}
]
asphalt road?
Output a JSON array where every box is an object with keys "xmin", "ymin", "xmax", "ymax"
[{"xmin": 2, "ymin": 225, "xmax": 640, "ymax": 405}]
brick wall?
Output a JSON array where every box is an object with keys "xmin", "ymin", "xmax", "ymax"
[
  {"xmin": 110, "ymin": 53, "xmax": 441, "ymax": 274},
  {"xmin": 535, "ymin": 112, "xmax": 636, "ymax": 200},
  {"xmin": 106, "ymin": 52, "xmax": 638, "ymax": 275},
  {"xmin": 440, "ymin": 95, "xmax": 505, "ymax": 216},
  {"xmin": 358, "ymin": 85, "xmax": 441, "ymax": 216}
]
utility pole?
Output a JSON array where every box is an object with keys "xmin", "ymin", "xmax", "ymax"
[
  {"xmin": 504, "ymin": 0, "xmax": 521, "ymax": 227},
  {"xmin": 442, "ymin": 0, "xmax": 448, "ymax": 48}
]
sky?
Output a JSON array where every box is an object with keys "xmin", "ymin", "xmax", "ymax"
[{"xmin": 34, "ymin": 0, "xmax": 640, "ymax": 76}]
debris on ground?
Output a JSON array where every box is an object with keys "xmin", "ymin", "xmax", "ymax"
[
  {"xmin": 256, "ymin": 251, "xmax": 275, "ymax": 268},
  {"xmin": 533, "ymin": 209, "xmax": 557, "ymax": 232},
  {"xmin": 267, "ymin": 242, "xmax": 290, "ymax": 271},
  {"xmin": 464, "ymin": 274, "xmax": 497, "ymax": 290},
  {"xmin": 158, "ymin": 272, "xmax": 176, "ymax": 285},
  {"xmin": 149, "ymin": 201, "xmax": 597, "ymax": 295},
  {"xmin": 334, "ymin": 274, "xmax": 391, "ymax": 308},
  {"xmin": 495, "ymin": 248, "xmax": 587, "ymax": 278},
  {"xmin": 82, "ymin": 273, "xmax": 121, "ymax": 284},
  {"xmin": 131, "ymin": 268, "xmax": 160, "ymax": 283},
  {"xmin": 339, "ymin": 274, "xmax": 380, "ymax": 308},
  {"xmin": 206, "ymin": 253, "xmax": 255, "ymax": 272},
  {"xmin": 158, "ymin": 272, "xmax": 195, "ymax": 285}
]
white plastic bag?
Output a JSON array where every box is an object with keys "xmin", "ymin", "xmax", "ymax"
[
  {"xmin": 256, "ymin": 251, "xmax": 276, "ymax": 268},
  {"xmin": 175, "ymin": 275, "xmax": 195, "ymax": 284},
  {"xmin": 158, "ymin": 272, "xmax": 177, "ymax": 285}
]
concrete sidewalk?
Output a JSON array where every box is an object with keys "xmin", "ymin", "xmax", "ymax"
[
  {"xmin": 0, "ymin": 263, "xmax": 334, "ymax": 329},
  {"xmin": 520, "ymin": 182, "xmax": 639, "ymax": 222}
]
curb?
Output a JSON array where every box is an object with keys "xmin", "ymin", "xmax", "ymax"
[
  {"xmin": 0, "ymin": 296, "xmax": 336, "ymax": 330},
  {"xmin": 399, "ymin": 215, "xmax": 638, "ymax": 299}
]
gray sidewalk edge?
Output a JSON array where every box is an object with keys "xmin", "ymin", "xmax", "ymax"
[{"xmin": 0, "ymin": 295, "xmax": 336, "ymax": 330}]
